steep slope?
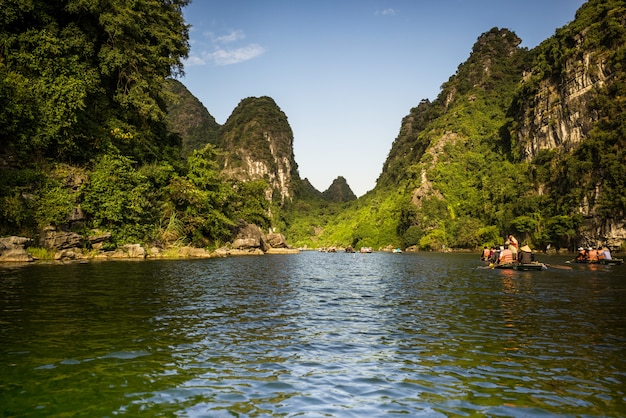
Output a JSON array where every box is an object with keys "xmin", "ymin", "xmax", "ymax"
[
  {"xmin": 509, "ymin": 0, "xmax": 626, "ymax": 247},
  {"xmin": 371, "ymin": 0, "xmax": 626, "ymax": 250},
  {"xmin": 375, "ymin": 28, "xmax": 531, "ymax": 249},
  {"xmin": 322, "ymin": 176, "xmax": 357, "ymax": 203},
  {"xmin": 164, "ymin": 79, "xmax": 221, "ymax": 157},
  {"xmin": 218, "ymin": 96, "xmax": 301, "ymax": 205}
]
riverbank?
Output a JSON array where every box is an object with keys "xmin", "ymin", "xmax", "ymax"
[{"xmin": 0, "ymin": 235, "xmax": 301, "ymax": 263}]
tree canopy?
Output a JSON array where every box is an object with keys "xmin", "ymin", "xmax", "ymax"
[{"xmin": 0, "ymin": 0, "xmax": 190, "ymax": 164}]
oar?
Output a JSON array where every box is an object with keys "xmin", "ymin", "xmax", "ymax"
[{"xmin": 545, "ymin": 263, "xmax": 573, "ymax": 270}]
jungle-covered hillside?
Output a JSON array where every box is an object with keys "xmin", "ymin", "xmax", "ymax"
[{"xmin": 284, "ymin": 0, "xmax": 626, "ymax": 252}]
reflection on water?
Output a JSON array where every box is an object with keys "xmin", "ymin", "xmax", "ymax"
[{"xmin": 1, "ymin": 252, "xmax": 625, "ymax": 416}]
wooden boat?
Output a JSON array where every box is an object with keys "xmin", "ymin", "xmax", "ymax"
[
  {"xmin": 513, "ymin": 262, "xmax": 547, "ymax": 271},
  {"xmin": 493, "ymin": 262, "xmax": 546, "ymax": 271},
  {"xmin": 574, "ymin": 258, "xmax": 624, "ymax": 266}
]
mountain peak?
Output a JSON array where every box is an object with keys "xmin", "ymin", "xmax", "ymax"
[{"xmin": 322, "ymin": 176, "xmax": 357, "ymax": 203}]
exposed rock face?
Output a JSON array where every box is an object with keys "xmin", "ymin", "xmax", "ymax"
[
  {"xmin": 219, "ymin": 97, "xmax": 300, "ymax": 205},
  {"xmin": 516, "ymin": 50, "xmax": 609, "ymax": 160},
  {"xmin": 511, "ymin": 2, "xmax": 626, "ymax": 247},
  {"xmin": 39, "ymin": 227, "xmax": 83, "ymax": 250}
]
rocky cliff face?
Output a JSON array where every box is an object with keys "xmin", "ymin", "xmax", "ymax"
[
  {"xmin": 515, "ymin": 43, "xmax": 610, "ymax": 159},
  {"xmin": 218, "ymin": 97, "xmax": 300, "ymax": 205},
  {"xmin": 511, "ymin": 0, "xmax": 626, "ymax": 247}
]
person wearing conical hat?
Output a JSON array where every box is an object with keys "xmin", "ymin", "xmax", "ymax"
[{"xmin": 518, "ymin": 244, "xmax": 534, "ymax": 264}]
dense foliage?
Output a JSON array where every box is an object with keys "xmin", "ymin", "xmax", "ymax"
[
  {"xmin": 2, "ymin": 0, "xmax": 624, "ymax": 254},
  {"xmin": 1, "ymin": 0, "xmax": 190, "ymax": 164},
  {"xmin": 0, "ymin": 1, "xmax": 271, "ymax": 248},
  {"xmin": 164, "ymin": 79, "xmax": 220, "ymax": 157}
]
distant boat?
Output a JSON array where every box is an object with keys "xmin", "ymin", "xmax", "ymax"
[
  {"xmin": 392, "ymin": 248, "xmax": 402, "ymax": 253},
  {"xmin": 360, "ymin": 247, "xmax": 372, "ymax": 253}
]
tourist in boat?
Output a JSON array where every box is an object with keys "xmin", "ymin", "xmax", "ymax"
[
  {"xmin": 489, "ymin": 246, "xmax": 500, "ymax": 263},
  {"xmin": 587, "ymin": 247, "xmax": 599, "ymax": 262},
  {"xmin": 498, "ymin": 245, "xmax": 514, "ymax": 265},
  {"xmin": 575, "ymin": 247, "xmax": 586, "ymax": 262},
  {"xmin": 481, "ymin": 246, "xmax": 491, "ymax": 261},
  {"xmin": 507, "ymin": 234, "xmax": 519, "ymax": 260},
  {"xmin": 600, "ymin": 247, "xmax": 612, "ymax": 261},
  {"xmin": 517, "ymin": 245, "xmax": 535, "ymax": 264}
]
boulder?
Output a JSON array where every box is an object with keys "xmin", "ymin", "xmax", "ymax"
[
  {"xmin": 124, "ymin": 244, "xmax": 146, "ymax": 259},
  {"xmin": 54, "ymin": 248, "xmax": 82, "ymax": 261},
  {"xmin": 177, "ymin": 246, "xmax": 211, "ymax": 258},
  {"xmin": 232, "ymin": 222, "xmax": 264, "ymax": 249},
  {"xmin": 266, "ymin": 232, "xmax": 289, "ymax": 248},
  {"xmin": 0, "ymin": 236, "xmax": 34, "ymax": 262},
  {"xmin": 232, "ymin": 237, "xmax": 260, "ymax": 249}
]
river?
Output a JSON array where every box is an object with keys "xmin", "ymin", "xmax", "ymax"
[{"xmin": 1, "ymin": 251, "xmax": 625, "ymax": 417}]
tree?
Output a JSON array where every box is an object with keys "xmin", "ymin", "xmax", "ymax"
[{"xmin": 0, "ymin": 0, "xmax": 190, "ymax": 163}]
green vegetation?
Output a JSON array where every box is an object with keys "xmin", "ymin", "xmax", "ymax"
[
  {"xmin": 0, "ymin": 2, "xmax": 271, "ymax": 249},
  {"xmin": 287, "ymin": 2, "xmax": 626, "ymax": 251},
  {"xmin": 1, "ymin": 0, "xmax": 624, "ymax": 253}
]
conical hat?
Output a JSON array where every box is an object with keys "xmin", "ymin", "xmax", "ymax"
[{"xmin": 520, "ymin": 245, "xmax": 532, "ymax": 252}]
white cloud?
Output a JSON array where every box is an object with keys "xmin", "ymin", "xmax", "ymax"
[
  {"xmin": 210, "ymin": 44, "xmax": 265, "ymax": 66},
  {"xmin": 185, "ymin": 29, "xmax": 265, "ymax": 66},
  {"xmin": 183, "ymin": 55, "xmax": 206, "ymax": 66},
  {"xmin": 376, "ymin": 8, "xmax": 397, "ymax": 16},
  {"xmin": 214, "ymin": 29, "xmax": 246, "ymax": 44}
]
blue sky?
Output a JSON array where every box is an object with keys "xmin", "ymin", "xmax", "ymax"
[{"xmin": 180, "ymin": 0, "xmax": 586, "ymax": 197}]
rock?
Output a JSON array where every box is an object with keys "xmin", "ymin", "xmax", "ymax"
[
  {"xmin": 232, "ymin": 237, "xmax": 260, "ymax": 249},
  {"xmin": 265, "ymin": 247, "xmax": 300, "ymax": 254},
  {"xmin": 0, "ymin": 236, "xmax": 34, "ymax": 262},
  {"xmin": 0, "ymin": 248, "xmax": 34, "ymax": 262},
  {"xmin": 229, "ymin": 248, "xmax": 264, "ymax": 256},
  {"xmin": 124, "ymin": 244, "xmax": 146, "ymax": 259},
  {"xmin": 265, "ymin": 232, "xmax": 289, "ymax": 249},
  {"xmin": 39, "ymin": 227, "xmax": 83, "ymax": 250},
  {"xmin": 88, "ymin": 231, "xmax": 112, "ymax": 245},
  {"xmin": 148, "ymin": 247, "xmax": 162, "ymax": 257},
  {"xmin": 178, "ymin": 246, "xmax": 212, "ymax": 258},
  {"xmin": 232, "ymin": 222, "xmax": 264, "ymax": 249},
  {"xmin": 54, "ymin": 248, "xmax": 82, "ymax": 261}
]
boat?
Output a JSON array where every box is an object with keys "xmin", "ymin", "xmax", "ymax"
[
  {"xmin": 513, "ymin": 262, "xmax": 547, "ymax": 271},
  {"xmin": 492, "ymin": 262, "xmax": 546, "ymax": 271},
  {"xmin": 574, "ymin": 258, "xmax": 623, "ymax": 266}
]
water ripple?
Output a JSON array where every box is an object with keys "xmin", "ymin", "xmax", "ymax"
[{"xmin": 1, "ymin": 252, "xmax": 625, "ymax": 416}]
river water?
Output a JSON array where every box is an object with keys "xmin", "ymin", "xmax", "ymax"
[{"xmin": 1, "ymin": 251, "xmax": 625, "ymax": 417}]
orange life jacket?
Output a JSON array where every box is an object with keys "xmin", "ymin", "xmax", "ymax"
[{"xmin": 499, "ymin": 249, "xmax": 513, "ymax": 264}]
